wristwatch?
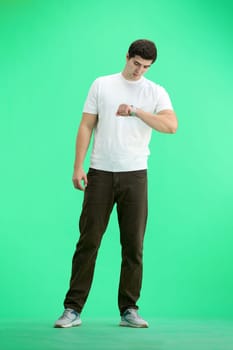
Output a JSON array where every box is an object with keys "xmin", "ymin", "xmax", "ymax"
[{"xmin": 129, "ymin": 105, "xmax": 137, "ymax": 117}]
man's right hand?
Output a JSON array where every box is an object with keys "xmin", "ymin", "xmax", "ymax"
[{"xmin": 72, "ymin": 168, "xmax": 88, "ymax": 191}]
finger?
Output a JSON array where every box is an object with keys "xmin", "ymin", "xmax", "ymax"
[
  {"xmin": 78, "ymin": 178, "xmax": 87, "ymax": 191},
  {"xmin": 83, "ymin": 175, "xmax": 88, "ymax": 188},
  {"xmin": 116, "ymin": 110, "xmax": 129, "ymax": 116},
  {"xmin": 73, "ymin": 178, "xmax": 85, "ymax": 191}
]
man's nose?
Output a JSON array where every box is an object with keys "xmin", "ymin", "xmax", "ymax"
[{"xmin": 137, "ymin": 66, "xmax": 144, "ymax": 74}]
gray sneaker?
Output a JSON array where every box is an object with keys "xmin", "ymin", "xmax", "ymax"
[
  {"xmin": 54, "ymin": 308, "xmax": 82, "ymax": 328},
  {"xmin": 120, "ymin": 308, "xmax": 149, "ymax": 328}
]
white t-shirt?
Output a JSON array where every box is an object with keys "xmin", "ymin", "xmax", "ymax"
[{"xmin": 83, "ymin": 73, "xmax": 173, "ymax": 172}]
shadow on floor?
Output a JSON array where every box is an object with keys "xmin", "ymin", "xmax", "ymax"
[{"xmin": 1, "ymin": 318, "xmax": 233, "ymax": 350}]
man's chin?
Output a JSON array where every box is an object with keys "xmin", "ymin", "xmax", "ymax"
[{"xmin": 132, "ymin": 74, "xmax": 141, "ymax": 80}]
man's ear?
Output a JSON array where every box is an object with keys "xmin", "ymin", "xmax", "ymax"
[{"xmin": 126, "ymin": 53, "xmax": 129, "ymax": 60}]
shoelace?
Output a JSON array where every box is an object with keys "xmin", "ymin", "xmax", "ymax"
[
  {"xmin": 126, "ymin": 309, "xmax": 140, "ymax": 319},
  {"xmin": 63, "ymin": 309, "xmax": 77, "ymax": 320}
]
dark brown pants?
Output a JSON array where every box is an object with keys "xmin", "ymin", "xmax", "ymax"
[{"xmin": 64, "ymin": 168, "xmax": 148, "ymax": 315}]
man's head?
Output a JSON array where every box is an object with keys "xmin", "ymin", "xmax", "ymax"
[
  {"xmin": 128, "ymin": 39, "xmax": 157, "ymax": 63},
  {"xmin": 122, "ymin": 39, "xmax": 157, "ymax": 81}
]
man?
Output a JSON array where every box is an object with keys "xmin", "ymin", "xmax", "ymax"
[{"xmin": 55, "ymin": 39, "xmax": 178, "ymax": 328}]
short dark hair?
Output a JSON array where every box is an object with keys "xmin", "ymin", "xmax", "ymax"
[{"xmin": 128, "ymin": 39, "xmax": 157, "ymax": 63}]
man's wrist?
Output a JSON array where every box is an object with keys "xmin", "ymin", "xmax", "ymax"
[
  {"xmin": 73, "ymin": 163, "xmax": 83, "ymax": 171},
  {"xmin": 129, "ymin": 105, "xmax": 137, "ymax": 117}
]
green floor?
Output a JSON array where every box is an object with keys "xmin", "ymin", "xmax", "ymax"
[{"xmin": 1, "ymin": 318, "xmax": 233, "ymax": 350}]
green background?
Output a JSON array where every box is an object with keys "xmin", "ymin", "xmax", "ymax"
[{"xmin": 0, "ymin": 0, "xmax": 232, "ymax": 321}]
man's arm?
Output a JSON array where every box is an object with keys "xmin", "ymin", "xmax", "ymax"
[
  {"xmin": 136, "ymin": 108, "xmax": 178, "ymax": 133},
  {"xmin": 116, "ymin": 104, "xmax": 178, "ymax": 134},
  {"xmin": 72, "ymin": 113, "xmax": 97, "ymax": 190}
]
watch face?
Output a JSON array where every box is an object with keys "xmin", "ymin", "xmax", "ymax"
[{"xmin": 130, "ymin": 105, "xmax": 136, "ymax": 116}]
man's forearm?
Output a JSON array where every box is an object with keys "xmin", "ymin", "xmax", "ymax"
[
  {"xmin": 136, "ymin": 108, "xmax": 178, "ymax": 134},
  {"xmin": 73, "ymin": 123, "xmax": 93, "ymax": 170},
  {"xmin": 116, "ymin": 104, "xmax": 178, "ymax": 133}
]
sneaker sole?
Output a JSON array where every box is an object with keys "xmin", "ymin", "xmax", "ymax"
[
  {"xmin": 54, "ymin": 320, "xmax": 82, "ymax": 328},
  {"xmin": 119, "ymin": 320, "xmax": 149, "ymax": 328}
]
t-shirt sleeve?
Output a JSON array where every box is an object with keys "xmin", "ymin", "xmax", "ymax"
[
  {"xmin": 155, "ymin": 86, "xmax": 173, "ymax": 113},
  {"xmin": 83, "ymin": 79, "xmax": 99, "ymax": 115}
]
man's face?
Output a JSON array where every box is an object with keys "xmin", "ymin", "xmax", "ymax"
[{"xmin": 124, "ymin": 55, "xmax": 153, "ymax": 81}]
